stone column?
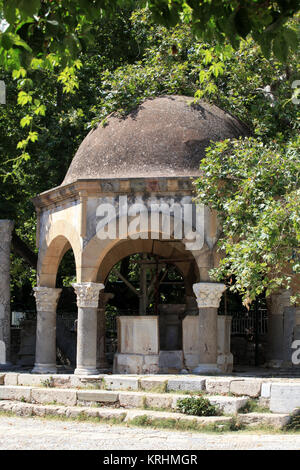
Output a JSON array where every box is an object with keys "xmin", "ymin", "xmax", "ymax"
[
  {"xmin": 97, "ymin": 292, "xmax": 114, "ymax": 370},
  {"xmin": 192, "ymin": 282, "xmax": 226, "ymax": 374},
  {"xmin": 73, "ymin": 282, "xmax": 104, "ymax": 375},
  {"xmin": 32, "ymin": 286, "xmax": 62, "ymax": 374},
  {"xmin": 0, "ymin": 220, "xmax": 14, "ymax": 366}
]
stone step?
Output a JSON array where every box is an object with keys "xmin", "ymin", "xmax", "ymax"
[
  {"xmin": 2, "ymin": 373, "xmax": 300, "ymax": 413},
  {"xmin": 0, "ymin": 385, "xmax": 248, "ymax": 414},
  {"xmin": 0, "ymin": 400, "xmax": 233, "ymax": 428},
  {"xmin": 0, "ymin": 400, "xmax": 291, "ymax": 430}
]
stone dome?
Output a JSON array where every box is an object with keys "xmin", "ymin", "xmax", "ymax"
[{"xmin": 62, "ymin": 95, "xmax": 249, "ymax": 185}]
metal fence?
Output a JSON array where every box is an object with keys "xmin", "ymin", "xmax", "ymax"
[{"xmin": 231, "ymin": 310, "xmax": 268, "ymax": 336}]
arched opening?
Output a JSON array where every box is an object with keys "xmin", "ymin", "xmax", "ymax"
[
  {"xmin": 95, "ymin": 238, "xmax": 199, "ymax": 373},
  {"xmin": 36, "ymin": 233, "xmax": 78, "ymax": 372},
  {"xmin": 55, "ymin": 248, "xmax": 77, "ymax": 371}
]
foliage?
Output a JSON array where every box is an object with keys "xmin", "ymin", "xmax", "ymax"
[
  {"xmin": 177, "ymin": 396, "xmax": 221, "ymax": 417},
  {"xmin": 194, "ymin": 137, "xmax": 300, "ymax": 305},
  {"xmin": 0, "ymin": 4, "xmax": 299, "ymax": 306}
]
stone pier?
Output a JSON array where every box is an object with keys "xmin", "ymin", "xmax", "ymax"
[{"xmin": 0, "ymin": 220, "xmax": 14, "ymax": 366}]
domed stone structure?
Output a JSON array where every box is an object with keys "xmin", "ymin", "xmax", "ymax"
[
  {"xmin": 63, "ymin": 95, "xmax": 248, "ymax": 184},
  {"xmin": 32, "ymin": 95, "xmax": 249, "ymax": 376}
]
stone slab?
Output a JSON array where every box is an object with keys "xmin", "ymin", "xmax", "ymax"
[
  {"xmin": 159, "ymin": 351, "xmax": 183, "ymax": 372},
  {"xmin": 69, "ymin": 375, "xmax": 104, "ymax": 389},
  {"xmin": 144, "ymin": 393, "xmax": 174, "ymax": 410},
  {"xmin": 0, "ymin": 385, "xmax": 31, "ymax": 402},
  {"xmin": 207, "ymin": 395, "xmax": 249, "ymax": 415},
  {"xmin": 205, "ymin": 378, "xmax": 235, "ymax": 395},
  {"xmin": 118, "ymin": 392, "xmax": 145, "ymax": 408},
  {"xmin": 230, "ymin": 380, "xmax": 262, "ymax": 398},
  {"xmin": 31, "ymin": 388, "xmax": 77, "ymax": 406},
  {"xmin": 270, "ymin": 383, "xmax": 300, "ymax": 413},
  {"xmin": 4, "ymin": 373, "xmax": 19, "ymax": 386},
  {"xmin": 104, "ymin": 376, "xmax": 139, "ymax": 391},
  {"xmin": 238, "ymin": 412, "xmax": 291, "ymax": 429},
  {"xmin": 77, "ymin": 390, "xmax": 118, "ymax": 403},
  {"xmin": 17, "ymin": 374, "xmax": 54, "ymax": 387},
  {"xmin": 167, "ymin": 377, "xmax": 206, "ymax": 392},
  {"xmin": 261, "ymin": 382, "xmax": 272, "ymax": 398},
  {"xmin": 140, "ymin": 377, "xmax": 167, "ymax": 391}
]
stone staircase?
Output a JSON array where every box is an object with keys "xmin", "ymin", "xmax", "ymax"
[{"xmin": 0, "ymin": 372, "xmax": 299, "ymax": 431}]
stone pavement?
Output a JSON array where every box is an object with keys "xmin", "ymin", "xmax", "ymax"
[{"xmin": 0, "ymin": 415, "xmax": 299, "ymax": 450}]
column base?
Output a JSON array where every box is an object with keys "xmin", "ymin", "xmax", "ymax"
[
  {"xmin": 74, "ymin": 367, "xmax": 99, "ymax": 376},
  {"xmin": 32, "ymin": 363, "xmax": 57, "ymax": 374},
  {"xmin": 192, "ymin": 363, "xmax": 221, "ymax": 375}
]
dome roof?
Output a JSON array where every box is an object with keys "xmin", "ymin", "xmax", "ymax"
[{"xmin": 62, "ymin": 95, "xmax": 249, "ymax": 185}]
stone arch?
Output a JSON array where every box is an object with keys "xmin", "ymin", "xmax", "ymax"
[
  {"xmin": 82, "ymin": 211, "xmax": 203, "ymax": 283},
  {"xmin": 38, "ymin": 220, "xmax": 81, "ymax": 287}
]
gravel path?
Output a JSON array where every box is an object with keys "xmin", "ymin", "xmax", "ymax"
[{"xmin": 0, "ymin": 415, "xmax": 299, "ymax": 450}]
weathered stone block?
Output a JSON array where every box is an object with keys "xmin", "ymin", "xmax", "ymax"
[
  {"xmin": 119, "ymin": 392, "xmax": 145, "ymax": 408},
  {"xmin": 4, "ymin": 373, "xmax": 18, "ymax": 385},
  {"xmin": 167, "ymin": 377, "xmax": 205, "ymax": 392},
  {"xmin": 104, "ymin": 376, "xmax": 139, "ymax": 391},
  {"xmin": 140, "ymin": 377, "xmax": 167, "ymax": 391},
  {"xmin": 270, "ymin": 383, "xmax": 300, "ymax": 413},
  {"xmin": 114, "ymin": 353, "xmax": 144, "ymax": 374},
  {"xmin": 205, "ymin": 378, "xmax": 234, "ymax": 394},
  {"xmin": 0, "ymin": 385, "xmax": 31, "ymax": 401},
  {"xmin": 11, "ymin": 403, "xmax": 33, "ymax": 417},
  {"xmin": 118, "ymin": 316, "xmax": 159, "ymax": 355},
  {"xmin": 159, "ymin": 351, "xmax": 183, "ymax": 372},
  {"xmin": 145, "ymin": 393, "xmax": 173, "ymax": 410},
  {"xmin": 183, "ymin": 353, "xmax": 199, "ymax": 370},
  {"xmin": 31, "ymin": 388, "xmax": 77, "ymax": 406},
  {"xmin": 238, "ymin": 412, "xmax": 290, "ymax": 429},
  {"xmin": 261, "ymin": 382, "xmax": 272, "ymax": 398},
  {"xmin": 77, "ymin": 390, "xmax": 118, "ymax": 403},
  {"xmin": 230, "ymin": 380, "xmax": 262, "ymax": 398},
  {"xmin": 0, "ymin": 374, "xmax": 4, "ymax": 385},
  {"xmin": 18, "ymin": 374, "xmax": 52, "ymax": 387},
  {"xmin": 208, "ymin": 395, "xmax": 248, "ymax": 415}
]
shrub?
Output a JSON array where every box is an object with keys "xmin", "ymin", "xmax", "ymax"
[{"xmin": 177, "ymin": 396, "xmax": 220, "ymax": 416}]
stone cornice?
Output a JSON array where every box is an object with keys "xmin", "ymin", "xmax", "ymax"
[
  {"xmin": 72, "ymin": 282, "xmax": 105, "ymax": 308},
  {"xmin": 32, "ymin": 176, "xmax": 198, "ymax": 211},
  {"xmin": 193, "ymin": 282, "xmax": 226, "ymax": 309},
  {"xmin": 33, "ymin": 287, "xmax": 62, "ymax": 311}
]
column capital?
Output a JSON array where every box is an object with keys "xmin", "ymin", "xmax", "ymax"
[
  {"xmin": 72, "ymin": 282, "xmax": 104, "ymax": 308},
  {"xmin": 33, "ymin": 286, "xmax": 62, "ymax": 311},
  {"xmin": 193, "ymin": 282, "xmax": 226, "ymax": 309}
]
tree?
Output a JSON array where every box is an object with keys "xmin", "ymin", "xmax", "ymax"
[
  {"xmin": 0, "ymin": 4, "xmax": 299, "ymax": 307},
  {"xmin": 194, "ymin": 137, "xmax": 300, "ymax": 306}
]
